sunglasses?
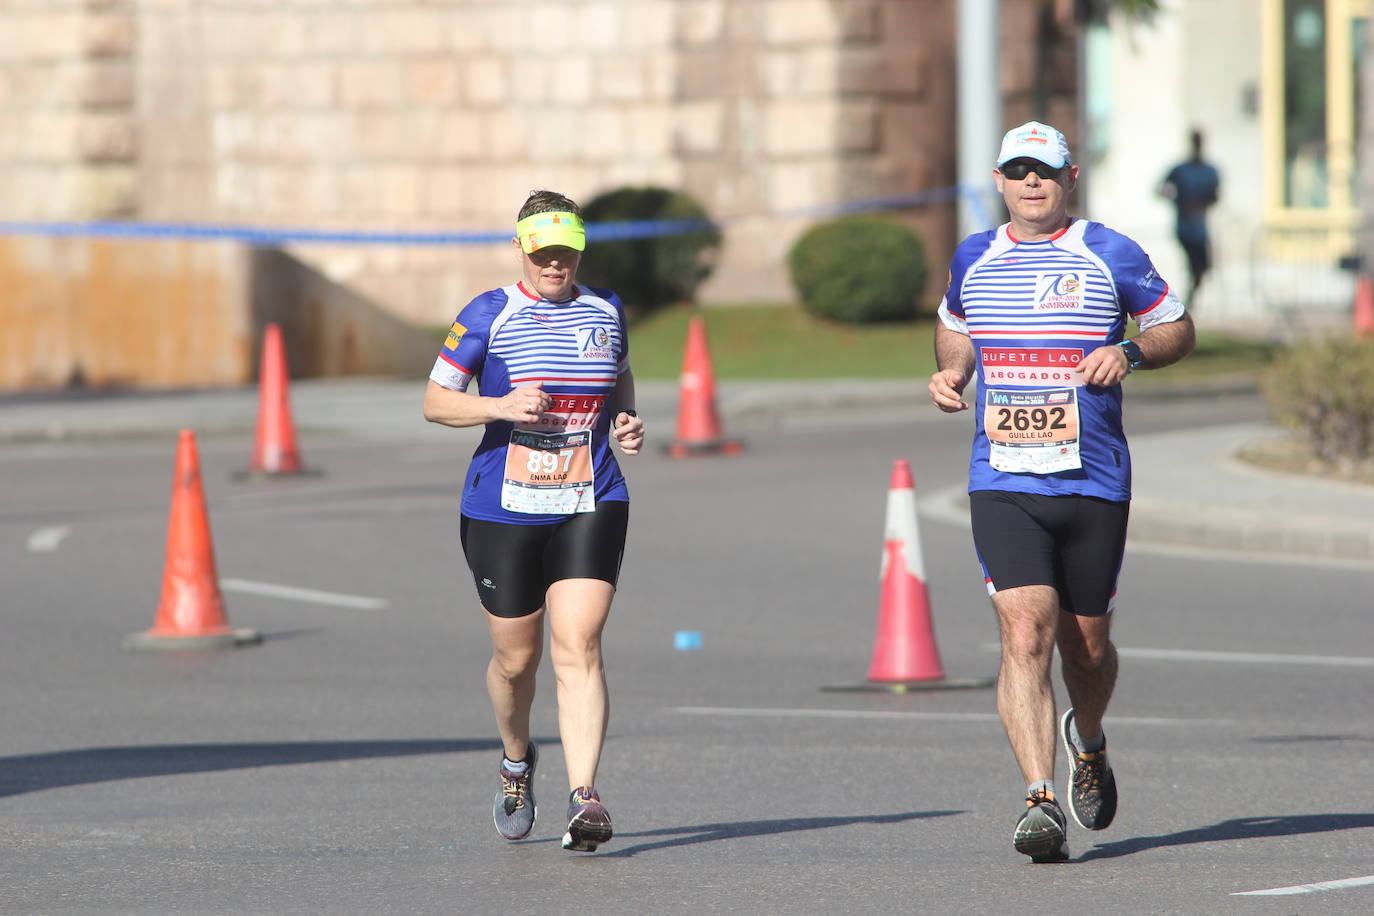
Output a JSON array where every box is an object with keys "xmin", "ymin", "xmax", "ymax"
[{"xmin": 1000, "ymin": 159, "xmax": 1065, "ymax": 181}]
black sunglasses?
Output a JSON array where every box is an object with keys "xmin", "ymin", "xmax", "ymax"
[{"xmin": 1000, "ymin": 159, "xmax": 1065, "ymax": 181}]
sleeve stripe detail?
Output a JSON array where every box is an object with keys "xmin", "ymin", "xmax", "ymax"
[
  {"xmin": 439, "ymin": 351, "xmax": 473, "ymax": 374},
  {"xmin": 1135, "ymin": 286, "xmax": 1170, "ymax": 315}
]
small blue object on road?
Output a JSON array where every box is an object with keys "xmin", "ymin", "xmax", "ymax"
[{"xmin": 674, "ymin": 630, "xmax": 703, "ymax": 651}]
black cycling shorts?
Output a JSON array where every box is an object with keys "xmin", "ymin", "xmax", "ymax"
[
  {"xmin": 968, "ymin": 490, "xmax": 1129, "ymax": 617},
  {"xmin": 459, "ymin": 501, "xmax": 629, "ymax": 619}
]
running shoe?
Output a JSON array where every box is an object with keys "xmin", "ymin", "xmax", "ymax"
[
  {"xmin": 561, "ymin": 786, "xmax": 613, "ymax": 852},
  {"xmin": 1060, "ymin": 708, "xmax": 1118, "ymax": 830},
  {"xmin": 492, "ymin": 742, "xmax": 538, "ymax": 841},
  {"xmin": 1012, "ymin": 789, "xmax": 1069, "ymax": 863}
]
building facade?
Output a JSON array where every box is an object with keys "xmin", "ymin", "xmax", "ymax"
[{"xmin": 1088, "ymin": 0, "xmax": 1372, "ymax": 337}]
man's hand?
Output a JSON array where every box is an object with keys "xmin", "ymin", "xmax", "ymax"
[
  {"xmin": 1076, "ymin": 346, "xmax": 1131, "ymax": 388},
  {"xmin": 929, "ymin": 369, "xmax": 971, "ymax": 413}
]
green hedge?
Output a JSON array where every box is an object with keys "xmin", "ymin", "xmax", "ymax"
[
  {"xmin": 1261, "ymin": 335, "xmax": 1374, "ymax": 470},
  {"xmin": 787, "ymin": 216, "xmax": 929, "ymax": 324},
  {"xmin": 577, "ymin": 187, "xmax": 721, "ymax": 315}
]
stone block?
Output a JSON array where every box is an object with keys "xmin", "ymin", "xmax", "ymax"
[
  {"xmin": 438, "ymin": 111, "xmax": 485, "ymax": 161},
  {"xmin": 288, "ymin": 61, "xmax": 337, "ymax": 109},
  {"xmin": 578, "ymin": 108, "xmax": 626, "ymax": 160},
  {"xmin": 677, "ymin": 0, "xmax": 727, "ymax": 45},
  {"xmin": 761, "ymin": 48, "xmax": 839, "ymax": 98},
  {"xmin": 765, "ymin": 100, "xmax": 856, "ymax": 156},
  {"xmin": 838, "ymin": 45, "xmax": 927, "ymax": 96},
  {"xmin": 879, "ymin": 101, "xmax": 929, "ymax": 157},
  {"xmin": 625, "ymin": 0, "xmax": 675, "ymax": 47},
  {"xmin": 407, "ymin": 57, "xmax": 461, "ymax": 105},
  {"xmin": 302, "ymin": 11, "xmax": 358, "ymax": 55},
  {"xmin": 571, "ymin": 3, "xmax": 623, "ymax": 51},
  {"xmin": 645, "ymin": 52, "xmax": 674, "ymax": 100},
  {"xmin": 765, "ymin": 0, "xmax": 877, "ymax": 45},
  {"xmin": 78, "ymin": 113, "xmax": 137, "ymax": 162},
  {"xmin": 16, "ymin": 12, "xmax": 87, "ymax": 60},
  {"xmin": 441, "ymin": 9, "xmax": 484, "ymax": 52},
  {"xmin": 463, "ymin": 57, "xmax": 506, "ymax": 105},
  {"xmin": 677, "ymin": 49, "xmax": 742, "ymax": 102},
  {"xmin": 340, "ymin": 60, "xmax": 406, "ymax": 107},
  {"xmin": 594, "ymin": 56, "xmax": 647, "ymax": 103},
  {"xmin": 78, "ymin": 163, "xmax": 138, "ymax": 216},
  {"xmin": 624, "ymin": 107, "xmax": 672, "ymax": 157},
  {"xmin": 361, "ymin": 9, "xmax": 446, "ymax": 55},
  {"xmin": 197, "ymin": 11, "xmax": 265, "ymax": 58},
  {"xmin": 839, "ymin": 103, "xmax": 880, "ymax": 152},
  {"xmin": 675, "ymin": 101, "xmax": 726, "ymax": 154},
  {"xmin": 422, "ymin": 166, "xmax": 469, "ymax": 219},
  {"xmin": 507, "ymin": 57, "xmax": 558, "ymax": 105},
  {"xmin": 80, "ymin": 59, "xmax": 134, "ymax": 107},
  {"xmin": 767, "ymin": 160, "xmax": 845, "ymax": 211}
]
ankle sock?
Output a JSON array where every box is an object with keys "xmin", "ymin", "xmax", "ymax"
[
  {"xmin": 503, "ymin": 757, "xmax": 529, "ymax": 774},
  {"xmin": 1070, "ymin": 718, "xmax": 1106, "ymax": 754},
  {"xmin": 1028, "ymin": 779, "xmax": 1056, "ymax": 801}
]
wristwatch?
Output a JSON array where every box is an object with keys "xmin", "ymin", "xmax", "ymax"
[{"xmin": 1116, "ymin": 339, "xmax": 1143, "ymax": 371}]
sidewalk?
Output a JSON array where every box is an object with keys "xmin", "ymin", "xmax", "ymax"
[{"xmin": 3, "ymin": 376, "xmax": 1372, "ymax": 566}]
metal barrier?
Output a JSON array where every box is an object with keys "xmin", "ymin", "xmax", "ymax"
[{"xmin": 1249, "ymin": 222, "xmax": 1359, "ymax": 339}]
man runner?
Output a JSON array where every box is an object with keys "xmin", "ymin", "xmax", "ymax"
[{"xmin": 928, "ymin": 121, "xmax": 1195, "ymax": 862}]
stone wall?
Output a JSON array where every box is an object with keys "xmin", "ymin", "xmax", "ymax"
[
  {"xmin": 0, "ymin": 0, "xmax": 1076, "ymax": 388},
  {"xmin": 0, "ymin": 0, "xmax": 138, "ymax": 218}
]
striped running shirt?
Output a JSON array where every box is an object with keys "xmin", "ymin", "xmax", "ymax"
[
  {"xmin": 938, "ymin": 219, "xmax": 1186, "ymax": 501},
  {"xmin": 430, "ymin": 282, "xmax": 631, "ymax": 524}
]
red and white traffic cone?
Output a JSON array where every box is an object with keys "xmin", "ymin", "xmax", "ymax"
[{"xmin": 823, "ymin": 460, "xmax": 993, "ymax": 693}]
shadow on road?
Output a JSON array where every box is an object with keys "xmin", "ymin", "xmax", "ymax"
[
  {"xmin": 0, "ymin": 738, "xmax": 530, "ymax": 798},
  {"xmin": 1078, "ymin": 813, "xmax": 1374, "ymax": 861},
  {"xmin": 600, "ymin": 810, "xmax": 962, "ymax": 857}
]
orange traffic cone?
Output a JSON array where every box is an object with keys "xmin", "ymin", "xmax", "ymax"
[
  {"xmin": 823, "ymin": 460, "xmax": 992, "ymax": 693},
  {"xmin": 124, "ymin": 430, "xmax": 262, "ymax": 651},
  {"xmin": 664, "ymin": 316, "xmax": 743, "ymax": 458},
  {"xmin": 248, "ymin": 323, "xmax": 305, "ymax": 475},
  {"xmin": 1354, "ymin": 275, "xmax": 1374, "ymax": 339}
]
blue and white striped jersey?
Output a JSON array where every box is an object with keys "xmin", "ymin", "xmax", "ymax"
[
  {"xmin": 938, "ymin": 219, "xmax": 1186, "ymax": 501},
  {"xmin": 430, "ymin": 282, "xmax": 631, "ymax": 524}
]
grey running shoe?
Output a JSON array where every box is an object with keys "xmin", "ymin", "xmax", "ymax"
[
  {"xmin": 492, "ymin": 742, "xmax": 538, "ymax": 841},
  {"xmin": 561, "ymin": 786, "xmax": 613, "ymax": 852},
  {"xmin": 1013, "ymin": 789, "xmax": 1069, "ymax": 863},
  {"xmin": 1060, "ymin": 708, "xmax": 1118, "ymax": 830}
]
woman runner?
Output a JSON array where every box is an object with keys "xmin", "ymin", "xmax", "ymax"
[{"xmin": 423, "ymin": 189, "xmax": 644, "ymax": 852}]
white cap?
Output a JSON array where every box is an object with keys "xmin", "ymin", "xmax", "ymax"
[{"xmin": 996, "ymin": 121, "xmax": 1072, "ymax": 168}]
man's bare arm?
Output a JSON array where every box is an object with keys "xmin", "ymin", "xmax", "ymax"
[{"xmin": 929, "ymin": 322, "xmax": 976, "ymax": 413}]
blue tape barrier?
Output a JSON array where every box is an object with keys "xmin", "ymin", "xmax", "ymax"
[
  {"xmin": 0, "ymin": 217, "xmax": 715, "ymax": 246},
  {"xmin": 0, "ymin": 185, "xmax": 995, "ymax": 246}
]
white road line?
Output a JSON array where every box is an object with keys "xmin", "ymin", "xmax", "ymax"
[
  {"xmin": 1119, "ymin": 647, "xmax": 1374, "ymax": 668},
  {"xmin": 26, "ymin": 526, "xmax": 70, "ymax": 552},
  {"xmin": 668, "ymin": 707, "xmax": 1232, "ymax": 726},
  {"xmin": 219, "ymin": 577, "xmax": 388, "ymax": 610},
  {"xmin": 980, "ymin": 643, "xmax": 1374, "ymax": 668},
  {"xmin": 1233, "ymin": 874, "xmax": 1374, "ymax": 896}
]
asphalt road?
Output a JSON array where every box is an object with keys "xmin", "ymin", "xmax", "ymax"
[{"xmin": 2, "ymin": 393, "xmax": 1371, "ymax": 914}]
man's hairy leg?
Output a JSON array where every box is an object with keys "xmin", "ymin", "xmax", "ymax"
[
  {"xmin": 1057, "ymin": 610, "xmax": 1117, "ymax": 741},
  {"xmin": 992, "ymin": 585, "xmax": 1060, "ymax": 786}
]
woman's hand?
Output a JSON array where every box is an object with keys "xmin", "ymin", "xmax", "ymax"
[
  {"xmin": 612, "ymin": 411, "xmax": 644, "ymax": 455},
  {"xmin": 497, "ymin": 383, "xmax": 548, "ymax": 423}
]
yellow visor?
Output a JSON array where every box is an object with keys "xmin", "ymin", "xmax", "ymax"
[{"xmin": 516, "ymin": 211, "xmax": 586, "ymax": 254}]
